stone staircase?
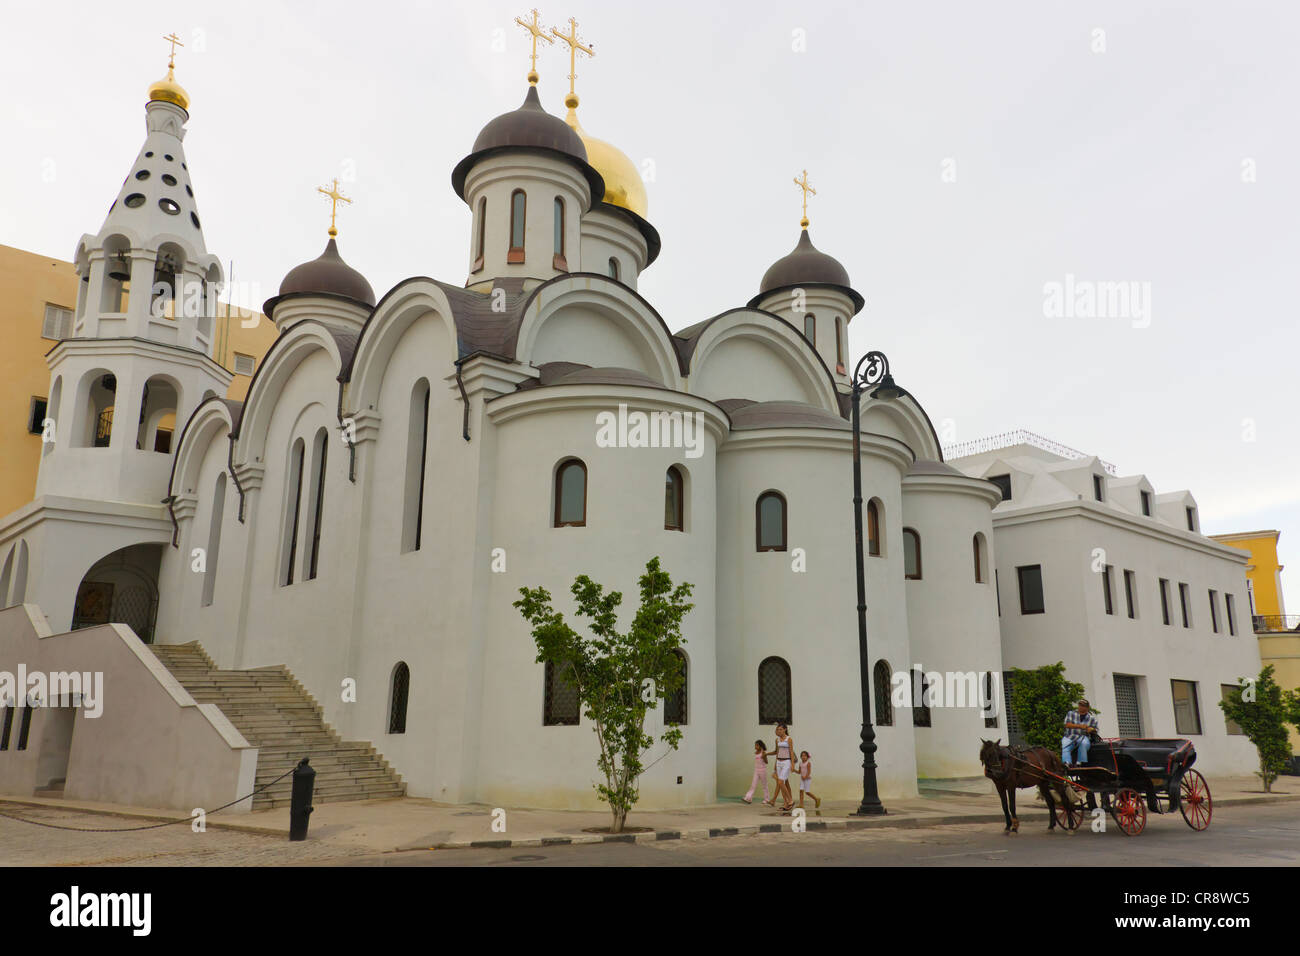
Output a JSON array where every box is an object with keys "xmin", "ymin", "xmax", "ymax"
[{"xmin": 149, "ymin": 642, "xmax": 405, "ymax": 810}]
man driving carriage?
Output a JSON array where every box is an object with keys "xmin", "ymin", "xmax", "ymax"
[{"xmin": 1061, "ymin": 698, "xmax": 1100, "ymax": 767}]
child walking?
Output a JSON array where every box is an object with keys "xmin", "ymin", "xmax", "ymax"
[
  {"xmin": 796, "ymin": 750, "xmax": 820, "ymax": 810},
  {"xmin": 743, "ymin": 740, "xmax": 771, "ymax": 804}
]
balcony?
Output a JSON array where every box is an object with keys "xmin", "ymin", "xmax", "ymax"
[{"xmin": 1253, "ymin": 614, "xmax": 1300, "ymax": 633}]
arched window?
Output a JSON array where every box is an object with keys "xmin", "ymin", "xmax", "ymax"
[
  {"xmin": 973, "ymin": 533, "xmax": 987, "ymax": 583},
  {"xmin": 137, "ymin": 375, "xmax": 179, "ymax": 453},
  {"xmin": 835, "ymin": 316, "xmax": 845, "ymax": 369},
  {"xmin": 402, "ymin": 380, "xmax": 430, "ymax": 553},
  {"xmin": 903, "ymin": 527, "xmax": 922, "ymax": 580},
  {"xmin": 303, "ymin": 428, "xmax": 329, "ymax": 580},
  {"xmin": 912, "ymin": 667, "xmax": 932, "ymax": 727},
  {"xmin": 663, "ymin": 649, "xmax": 687, "ymax": 725},
  {"xmin": 472, "ymin": 197, "xmax": 486, "ymax": 272},
  {"xmin": 10, "ymin": 543, "xmax": 27, "ymax": 607},
  {"xmin": 280, "ymin": 438, "xmax": 306, "ymax": 586},
  {"xmin": 873, "ymin": 660, "xmax": 894, "ymax": 727},
  {"xmin": 664, "ymin": 466, "xmax": 684, "ymax": 531},
  {"xmin": 0, "ymin": 547, "xmax": 12, "ymax": 608},
  {"xmin": 201, "ymin": 473, "xmax": 226, "ymax": 607},
  {"xmin": 554, "ymin": 459, "xmax": 587, "ymax": 527},
  {"xmin": 388, "ymin": 662, "xmax": 410, "ymax": 734},
  {"xmin": 867, "ymin": 499, "xmax": 882, "ymax": 556},
  {"xmin": 552, "ymin": 196, "xmax": 565, "ymax": 267},
  {"xmin": 543, "ymin": 660, "xmax": 580, "ymax": 725},
  {"xmin": 76, "ymin": 370, "xmax": 116, "ymax": 448},
  {"xmin": 803, "ymin": 312, "xmax": 816, "ymax": 345},
  {"xmin": 508, "ymin": 189, "xmax": 526, "ymax": 263},
  {"xmin": 758, "ymin": 656, "xmax": 792, "ymax": 724},
  {"xmin": 756, "ymin": 491, "xmax": 787, "ymax": 552},
  {"xmin": 608, "ymin": 257, "xmax": 620, "ymax": 280}
]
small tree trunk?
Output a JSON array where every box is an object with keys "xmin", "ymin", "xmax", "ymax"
[{"xmin": 611, "ymin": 806, "xmax": 626, "ymax": 833}]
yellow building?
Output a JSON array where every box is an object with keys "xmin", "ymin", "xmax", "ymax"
[{"xmin": 0, "ymin": 243, "xmax": 276, "ymax": 520}]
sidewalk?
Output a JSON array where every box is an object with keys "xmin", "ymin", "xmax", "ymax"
[{"xmin": 5, "ymin": 775, "xmax": 1298, "ymax": 855}]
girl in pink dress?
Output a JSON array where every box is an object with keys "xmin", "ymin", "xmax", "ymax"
[{"xmin": 743, "ymin": 740, "xmax": 771, "ymax": 804}]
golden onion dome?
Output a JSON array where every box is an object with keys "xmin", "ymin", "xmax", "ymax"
[
  {"xmin": 564, "ymin": 101, "xmax": 647, "ymax": 219},
  {"xmin": 148, "ymin": 63, "xmax": 190, "ymax": 111}
]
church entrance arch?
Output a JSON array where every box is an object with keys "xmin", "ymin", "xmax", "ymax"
[{"xmin": 71, "ymin": 543, "xmax": 163, "ymax": 644}]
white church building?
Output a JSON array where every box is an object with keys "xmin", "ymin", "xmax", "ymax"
[{"xmin": 0, "ymin": 45, "xmax": 1259, "ymax": 813}]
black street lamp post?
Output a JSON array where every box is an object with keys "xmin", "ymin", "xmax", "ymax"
[{"xmin": 849, "ymin": 350, "xmax": 902, "ymax": 816}]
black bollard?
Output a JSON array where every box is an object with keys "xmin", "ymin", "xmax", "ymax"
[{"xmin": 289, "ymin": 757, "xmax": 315, "ymax": 841}]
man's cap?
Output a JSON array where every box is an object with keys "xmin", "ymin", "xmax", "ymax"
[{"xmin": 1078, "ymin": 698, "xmax": 1090, "ymax": 707}]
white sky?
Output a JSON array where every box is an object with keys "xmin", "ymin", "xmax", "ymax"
[{"xmin": 3, "ymin": 0, "xmax": 1297, "ymax": 612}]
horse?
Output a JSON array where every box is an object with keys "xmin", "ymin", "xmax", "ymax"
[{"xmin": 979, "ymin": 738, "xmax": 1077, "ymax": 834}]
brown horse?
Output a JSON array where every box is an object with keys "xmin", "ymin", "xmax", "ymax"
[{"xmin": 979, "ymin": 738, "xmax": 1077, "ymax": 833}]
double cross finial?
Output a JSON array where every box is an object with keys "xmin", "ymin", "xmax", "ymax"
[
  {"xmin": 550, "ymin": 16, "xmax": 593, "ymax": 108},
  {"xmin": 318, "ymin": 178, "xmax": 352, "ymax": 238},
  {"xmin": 514, "ymin": 9, "xmax": 553, "ymax": 86},
  {"xmin": 163, "ymin": 32, "xmax": 184, "ymax": 70},
  {"xmin": 793, "ymin": 169, "xmax": 816, "ymax": 230}
]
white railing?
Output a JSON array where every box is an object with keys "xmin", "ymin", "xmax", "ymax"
[{"xmin": 943, "ymin": 429, "xmax": 1118, "ymax": 475}]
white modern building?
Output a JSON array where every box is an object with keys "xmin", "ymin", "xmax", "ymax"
[{"xmin": 948, "ymin": 431, "xmax": 1262, "ymax": 773}]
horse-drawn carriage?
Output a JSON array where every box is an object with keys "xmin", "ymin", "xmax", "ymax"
[{"xmin": 1053, "ymin": 737, "xmax": 1212, "ymax": 836}]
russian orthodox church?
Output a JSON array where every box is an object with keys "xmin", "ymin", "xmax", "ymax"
[{"xmin": 0, "ymin": 28, "xmax": 1009, "ymax": 811}]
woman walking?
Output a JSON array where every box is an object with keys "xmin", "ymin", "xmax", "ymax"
[
  {"xmin": 772, "ymin": 724, "xmax": 795, "ymax": 812},
  {"xmin": 743, "ymin": 740, "xmax": 771, "ymax": 804}
]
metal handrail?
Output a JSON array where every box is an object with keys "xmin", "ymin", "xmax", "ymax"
[{"xmin": 1253, "ymin": 614, "xmax": 1300, "ymax": 633}]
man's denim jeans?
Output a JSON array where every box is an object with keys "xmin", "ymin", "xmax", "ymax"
[{"xmin": 1062, "ymin": 735, "xmax": 1090, "ymax": 766}]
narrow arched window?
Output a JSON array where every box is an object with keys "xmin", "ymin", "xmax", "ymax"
[
  {"xmin": 553, "ymin": 196, "xmax": 565, "ymax": 262},
  {"xmin": 201, "ymin": 473, "xmax": 226, "ymax": 607},
  {"xmin": 544, "ymin": 660, "xmax": 580, "ymax": 725},
  {"xmin": 473, "ymin": 197, "xmax": 486, "ymax": 272},
  {"xmin": 867, "ymin": 499, "xmax": 882, "ymax": 556},
  {"xmin": 973, "ymin": 533, "xmax": 986, "ymax": 583},
  {"xmin": 301, "ymin": 428, "xmax": 329, "ymax": 580},
  {"xmin": 402, "ymin": 380, "xmax": 430, "ymax": 553},
  {"xmin": 280, "ymin": 438, "xmax": 306, "ymax": 586},
  {"xmin": 554, "ymin": 459, "xmax": 587, "ymax": 527},
  {"xmin": 664, "ymin": 466, "xmax": 684, "ymax": 531},
  {"xmin": 389, "ymin": 662, "xmax": 410, "ymax": 734},
  {"xmin": 756, "ymin": 491, "xmax": 787, "ymax": 552},
  {"xmin": 758, "ymin": 656, "xmax": 792, "ymax": 724},
  {"xmin": 903, "ymin": 527, "xmax": 922, "ymax": 580},
  {"xmin": 608, "ymin": 257, "xmax": 620, "ymax": 280},
  {"xmin": 803, "ymin": 312, "xmax": 816, "ymax": 345},
  {"xmin": 913, "ymin": 667, "xmax": 932, "ymax": 727},
  {"xmin": 663, "ymin": 649, "xmax": 687, "ymax": 725},
  {"xmin": 508, "ymin": 189, "xmax": 526, "ymax": 262},
  {"xmin": 835, "ymin": 316, "xmax": 845, "ymax": 368},
  {"xmin": 873, "ymin": 660, "xmax": 894, "ymax": 727}
]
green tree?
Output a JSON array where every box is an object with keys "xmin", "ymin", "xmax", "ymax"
[
  {"xmin": 1219, "ymin": 665, "xmax": 1294, "ymax": 792},
  {"xmin": 1006, "ymin": 662, "xmax": 1088, "ymax": 750},
  {"xmin": 514, "ymin": 556, "xmax": 694, "ymax": 833}
]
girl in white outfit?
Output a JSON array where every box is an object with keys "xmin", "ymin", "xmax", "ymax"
[{"xmin": 772, "ymin": 724, "xmax": 795, "ymax": 811}]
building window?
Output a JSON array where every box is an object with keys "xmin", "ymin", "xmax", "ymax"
[
  {"xmin": 1208, "ymin": 590, "xmax": 1219, "ymax": 633},
  {"xmin": 201, "ymin": 473, "xmax": 226, "ymax": 607},
  {"xmin": 232, "ymin": 352, "xmax": 256, "ymax": 376},
  {"xmin": 1123, "ymin": 569, "xmax": 1137, "ymax": 619},
  {"xmin": 27, "ymin": 397, "xmax": 48, "ymax": 436},
  {"xmin": 903, "ymin": 528, "xmax": 922, "ymax": 579},
  {"xmin": 972, "ymin": 533, "xmax": 986, "ymax": 583},
  {"xmin": 303, "ymin": 428, "xmax": 328, "ymax": 580},
  {"xmin": 0, "ymin": 704, "xmax": 12, "ymax": 750},
  {"xmin": 41, "ymin": 303, "xmax": 73, "ymax": 340},
  {"xmin": 835, "ymin": 316, "xmax": 845, "ymax": 370},
  {"xmin": 402, "ymin": 380, "xmax": 430, "ymax": 553},
  {"xmin": 389, "ymin": 662, "xmax": 410, "ymax": 734},
  {"xmin": 280, "ymin": 438, "xmax": 306, "ymax": 586},
  {"xmin": 1171, "ymin": 680, "xmax": 1202, "ymax": 735},
  {"xmin": 757, "ymin": 656, "xmax": 792, "ymax": 724},
  {"xmin": 1178, "ymin": 582, "xmax": 1191, "ymax": 628},
  {"xmin": 1159, "ymin": 578, "xmax": 1172, "ymax": 625},
  {"xmin": 756, "ymin": 491, "xmax": 787, "ymax": 552},
  {"xmin": 1220, "ymin": 684, "xmax": 1244, "ymax": 735},
  {"xmin": 15, "ymin": 703, "xmax": 32, "ymax": 750},
  {"xmin": 1093, "ymin": 474, "xmax": 1105, "ymax": 501},
  {"xmin": 508, "ymin": 189, "xmax": 526, "ymax": 263},
  {"xmin": 1113, "ymin": 674, "xmax": 1142, "ymax": 736},
  {"xmin": 664, "ymin": 466, "xmax": 684, "ymax": 531},
  {"xmin": 995, "ymin": 569, "xmax": 1002, "ymax": 616},
  {"xmin": 1017, "ymin": 564, "xmax": 1045, "ymax": 614},
  {"xmin": 608, "ymin": 257, "xmax": 620, "ymax": 280},
  {"xmin": 912, "ymin": 668, "xmax": 931, "ymax": 727},
  {"xmin": 1002, "ymin": 673, "xmax": 1024, "ymax": 746},
  {"xmin": 473, "ymin": 197, "xmax": 486, "ymax": 272},
  {"xmin": 663, "ymin": 649, "xmax": 687, "ymax": 725},
  {"xmin": 988, "ymin": 474, "xmax": 1012, "ymax": 501},
  {"xmin": 544, "ymin": 660, "xmax": 580, "ymax": 725},
  {"xmin": 1140, "ymin": 490, "xmax": 1152, "ymax": 516},
  {"xmin": 803, "ymin": 312, "xmax": 815, "ymax": 345},
  {"xmin": 1102, "ymin": 565, "xmax": 1114, "ymax": 615},
  {"xmin": 1185, "ymin": 506, "xmax": 1197, "ymax": 532},
  {"xmin": 1225, "ymin": 593, "xmax": 1237, "ymax": 636},
  {"xmin": 867, "ymin": 499, "xmax": 881, "ymax": 556},
  {"xmin": 873, "ymin": 660, "xmax": 893, "ymax": 727},
  {"xmin": 983, "ymin": 671, "xmax": 999, "ymax": 729},
  {"xmin": 554, "ymin": 459, "xmax": 587, "ymax": 527},
  {"xmin": 552, "ymin": 196, "xmax": 566, "ymax": 269}
]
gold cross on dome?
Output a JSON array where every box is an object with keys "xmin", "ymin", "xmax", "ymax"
[
  {"xmin": 515, "ymin": 9, "xmax": 554, "ymax": 85},
  {"xmin": 163, "ymin": 32, "xmax": 184, "ymax": 68},
  {"xmin": 794, "ymin": 169, "xmax": 816, "ymax": 229},
  {"xmin": 318, "ymin": 178, "xmax": 352, "ymax": 237},
  {"xmin": 550, "ymin": 17, "xmax": 594, "ymax": 102}
]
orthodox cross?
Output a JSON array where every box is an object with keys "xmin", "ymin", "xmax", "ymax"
[
  {"xmin": 515, "ymin": 9, "xmax": 553, "ymax": 85},
  {"xmin": 550, "ymin": 17, "xmax": 593, "ymax": 104},
  {"xmin": 318, "ymin": 178, "xmax": 352, "ymax": 238},
  {"xmin": 163, "ymin": 32, "xmax": 184, "ymax": 69},
  {"xmin": 794, "ymin": 169, "xmax": 816, "ymax": 229}
]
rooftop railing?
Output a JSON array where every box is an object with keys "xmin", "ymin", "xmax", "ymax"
[{"xmin": 943, "ymin": 429, "xmax": 1118, "ymax": 475}]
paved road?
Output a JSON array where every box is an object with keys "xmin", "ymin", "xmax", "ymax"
[{"xmin": 334, "ymin": 801, "xmax": 1300, "ymax": 867}]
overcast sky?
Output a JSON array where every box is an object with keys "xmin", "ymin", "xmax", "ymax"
[{"xmin": 3, "ymin": 1, "xmax": 1297, "ymax": 611}]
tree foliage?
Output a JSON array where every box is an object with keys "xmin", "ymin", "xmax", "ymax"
[
  {"xmin": 1007, "ymin": 662, "xmax": 1089, "ymax": 750},
  {"xmin": 1219, "ymin": 665, "xmax": 1294, "ymax": 792}
]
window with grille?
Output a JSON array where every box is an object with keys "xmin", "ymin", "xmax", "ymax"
[
  {"xmin": 873, "ymin": 660, "xmax": 893, "ymax": 727},
  {"xmin": 1171, "ymin": 680, "xmax": 1201, "ymax": 735},
  {"xmin": 232, "ymin": 352, "xmax": 256, "ymax": 376},
  {"xmin": 662, "ymin": 649, "xmax": 687, "ymax": 725},
  {"xmin": 544, "ymin": 660, "xmax": 580, "ymax": 726},
  {"xmin": 912, "ymin": 668, "xmax": 931, "ymax": 728},
  {"xmin": 1113, "ymin": 674, "xmax": 1141, "ymax": 736},
  {"xmin": 388, "ymin": 662, "xmax": 409, "ymax": 734},
  {"xmin": 41, "ymin": 303, "xmax": 73, "ymax": 340},
  {"xmin": 94, "ymin": 407, "xmax": 114, "ymax": 447},
  {"xmin": 1002, "ymin": 673, "xmax": 1025, "ymax": 746},
  {"xmin": 758, "ymin": 656, "xmax": 791, "ymax": 724}
]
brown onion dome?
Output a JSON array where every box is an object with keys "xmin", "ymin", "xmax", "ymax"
[
  {"xmin": 451, "ymin": 85, "xmax": 604, "ymax": 204},
  {"xmin": 748, "ymin": 229, "xmax": 864, "ymax": 315},
  {"xmin": 264, "ymin": 238, "xmax": 375, "ymax": 318}
]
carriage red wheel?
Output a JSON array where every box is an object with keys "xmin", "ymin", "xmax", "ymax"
[
  {"xmin": 1054, "ymin": 799, "xmax": 1082, "ymax": 830},
  {"xmin": 1112, "ymin": 788, "xmax": 1146, "ymax": 836},
  {"xmin": 1179, "ymin": 769, "xmax": 1212, "ymax": 831}
]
